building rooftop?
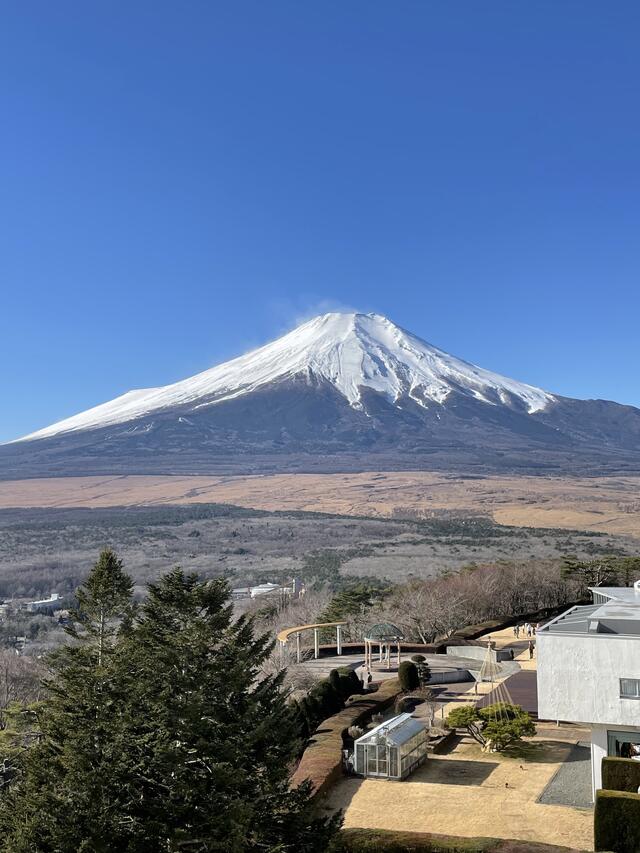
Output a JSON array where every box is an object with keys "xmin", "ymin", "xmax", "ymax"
[
  {"xmin": 540, "ymin": 582, "xmax": 640, "ymax": 638},
  {"xmin": 589, "ymin": 582, "xmax": 640, "ymax": 604},
  {"xmin": 355, "ymin": 713, "xmax": 426, "ymax": 746}
]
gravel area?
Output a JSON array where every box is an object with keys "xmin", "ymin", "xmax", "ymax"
[{"xmin": 538, "ymin": 741, "xmax": 593, "ymax": 809}]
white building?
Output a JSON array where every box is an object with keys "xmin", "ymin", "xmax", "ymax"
[
  {"xmin": 232, "ymin": 579, "xmax": 304, "ymax": 600},
  {"xmin": 537, "ymin": 580, "xmax": 640, "ymax": 796},
  {"xmin": 25, "ymin": 592, "xmax": 63, "ymax": 612}
]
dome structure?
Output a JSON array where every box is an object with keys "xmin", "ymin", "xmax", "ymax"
[{"xmin": 365, "ymin": 622, "xmax": 404, "ymax": 641}]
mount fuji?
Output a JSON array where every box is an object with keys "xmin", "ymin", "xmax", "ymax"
[{"xmin": 3, "ymin": 312, "xmax": 640, "ymax": 478}]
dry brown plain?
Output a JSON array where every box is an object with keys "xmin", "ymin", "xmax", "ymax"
[{"xmin": 1, "ymin": 472, "xmax": 639, "ymax": 537}]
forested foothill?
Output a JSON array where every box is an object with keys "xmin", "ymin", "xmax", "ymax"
[{"xmin": 0, "ymin": 501, "xmax": 634, "ymax": 603}]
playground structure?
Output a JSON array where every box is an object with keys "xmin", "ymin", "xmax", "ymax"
[{"xmin": 277, "ymin": 621, "xmax": 348, "ymax": 662}]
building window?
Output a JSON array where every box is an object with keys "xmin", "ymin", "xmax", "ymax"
[
  {"xmin": 608, "ymin": 729, "xmax": 640, "ymax": 759},
  {"xmin": 620, "ymin": 678, "xmax": 640, "ymax": 699}
]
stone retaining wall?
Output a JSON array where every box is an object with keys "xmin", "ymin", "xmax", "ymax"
[{"xmin": 291, "ymin": 679, "xmax": 402, "ymax": 798}]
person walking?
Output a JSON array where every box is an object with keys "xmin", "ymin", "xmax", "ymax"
[{"xmin": 528, "ymin": 639, "xmax": 535, "ymax": 660}]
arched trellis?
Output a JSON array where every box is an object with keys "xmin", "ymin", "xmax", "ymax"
[{"xmin": 277, "ymin": 621, "xmax": 348, "ymax": 662}]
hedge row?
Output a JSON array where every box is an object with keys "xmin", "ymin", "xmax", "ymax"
[
  {"xmin": 292, "ymin": 667, "xmax": 362, "ymax": 739},
  {"xmin": 594, "ymin": 789, "xmax": 640, "ymax": 853},
  {"xmin": 332, "ymin": 828, "xmax": 593, "ymax": 853},
  {"xmin": 291, "ymin": 678, "xmax": 402, "ymax": 797},
  {"xmin": 601, "ymin": 756, "xmax": 640, "ymax": 793}
]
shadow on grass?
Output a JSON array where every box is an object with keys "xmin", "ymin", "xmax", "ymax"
[
  {"xmin": 416, "ymin": 758, "xmax": 499, "ymax": 786},
  {"xmin": 500, "ymin": 739, "xmax": 573, "ymax": 764}
]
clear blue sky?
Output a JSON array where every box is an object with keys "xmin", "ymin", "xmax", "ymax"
[{"xmin": 2, "ymin": 2, "xmax": 639, "ymax": 442}]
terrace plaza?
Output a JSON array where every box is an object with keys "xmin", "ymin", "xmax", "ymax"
[{"xmin": 324, "ymin": 626, "xmax": 594, "ymax": 850}]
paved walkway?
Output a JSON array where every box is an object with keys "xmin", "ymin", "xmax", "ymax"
[{"xmin": 538, "ymin": 741, "xmax": 593, "ymax": 810}]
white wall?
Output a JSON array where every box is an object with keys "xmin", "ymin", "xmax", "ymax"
[{"xmin": 537, "ymin": 632, "xmax": 640, "ymax": 726}]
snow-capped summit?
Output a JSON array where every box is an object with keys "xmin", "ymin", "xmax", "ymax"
[
  {"xmin": 16, "ymin": 313, "xmax": 554, "ymax": 442},
  {"xmin": 4, "ymin": 311, "xmax": 640, "ymax": 479}
]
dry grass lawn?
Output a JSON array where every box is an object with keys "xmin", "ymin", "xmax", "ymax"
[
  {"xmin": 0, "ymin": 471, "xmax": 639, "ymax": 537},
  {"xmin": 325, "ymin": 727, "xmax": 594, "ymax": 850},
  {"xmin": 323, "ymin": 627, "xmax": 592, "ymax": 849}
]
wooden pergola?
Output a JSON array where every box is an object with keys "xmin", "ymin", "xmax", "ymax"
[{"xmin": 277, "ymin": 621, "xmax": 348, "ymax": 662}]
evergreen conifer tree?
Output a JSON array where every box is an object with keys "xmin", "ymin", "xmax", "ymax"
[
  {"xmin": 0, "ymin": 549, "xmax": 135, "ymax": 850},
  {"xmin": 0, "ymin": 557, "xmax": 340, "ymax": 852}
]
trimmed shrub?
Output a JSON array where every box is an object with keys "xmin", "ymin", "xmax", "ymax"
[
  {"xmin": 330, "ymin": 666, "xmax": 362, "ymax": 701},
  {"xmin": 331, "ymin": 827, "xmax": 591, "ymax": 852},
  {"xmin": 594, "ymin": 789, "xmax": 640, "ymax": 853},
  {"xmin": 310, "ymin": 680, "xmax": 343, "ymax": 717},
  {"xmin": 411, "ymin": 654, "xmax": 427, "ymax": 663},
  {"xmin": 394, "ymin": 695, "xmax": 423, "ymax": 715},
  {"xmin": 398, "ymin": 660, "xmax": 420, "ymax": 692},
  {"xmin": 602, "ymin": 756, "xmax": 640, "ymax": 793},
  {"xmin": 294, "ymin": 679, "xmax": 345, "ymax": 739}
]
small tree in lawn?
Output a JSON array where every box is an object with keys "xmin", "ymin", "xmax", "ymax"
[{"xmin": 447, "ymin": 703, "xmax": 535, "ymax": 752}]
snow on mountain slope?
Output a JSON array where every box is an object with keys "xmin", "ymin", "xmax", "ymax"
[{"xmin": 14, "ymin": 313, "xmax": 555, "ymax": 442}]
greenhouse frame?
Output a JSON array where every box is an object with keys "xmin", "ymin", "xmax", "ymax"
[{"xmin": 353, "ymin": 713, "xmax": 428, "ymax": 780}]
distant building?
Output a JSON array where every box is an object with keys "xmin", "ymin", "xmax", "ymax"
[
  {"xmin": 25, "ymin": 592, "xmax": 64, "ymax": 613},
  {"xmin": 231, "ymin": 579, "xmax": 303, "ymax": 601},
  {"xmin": 537, "ymin": 580, "xmax": 640, "ymax": 796}
]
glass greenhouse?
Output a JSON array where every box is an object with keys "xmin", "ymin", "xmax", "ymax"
[{"xmin": 353, "ymin": 713, "xmax": 428, "ymax": 780}]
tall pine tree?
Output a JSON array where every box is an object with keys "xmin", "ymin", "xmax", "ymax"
[
  {"xmin": 0, "ymin": 549, "xmax": 136, "ymax": 850},
  {"xmin": 0, "ymin": 556, "xmax": 340, "ymax": 852}
]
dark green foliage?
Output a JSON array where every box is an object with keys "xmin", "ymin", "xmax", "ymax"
[
  {"xmin": 398, "ymin": 661, "xmax": 420, "ymax": 692},
  {"xmin": 562, "ymin": 555, "xmax": 640, "ymax": 590},
  {"xmin": 409, "ymin": 655, "xmax": 431, "ymax": 684},
  {"xmin": 295, "ymin": 668, "xmax": 364, "ymax": 740},
  {"xmin": 321, "ymin": 583, "xmax": 388, "ymax": 622},
  {"xmin": 310, "ymin": 680, "xmax": 344, "ymax": 718},
  {"xmin": 602, "ymin": 756, "xmax": 640, "ymax": 793},
  {"xmin": 594, "ymin": 789, "xmax": 640, "ymax": 853},
  {"xmin": 330, "ymin": 667, "xmax": 362, "ymax": 701},
  {"xmin": 0, "ymin": 551, "xmax": 340, "ymax": 852},
  {"xmin": 303, "ymin": 549, "xmax": 344, "ymax": 588},
  {"xmin": 447, "ymin": 704, "xmax": 535, "ymax": 751}
]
